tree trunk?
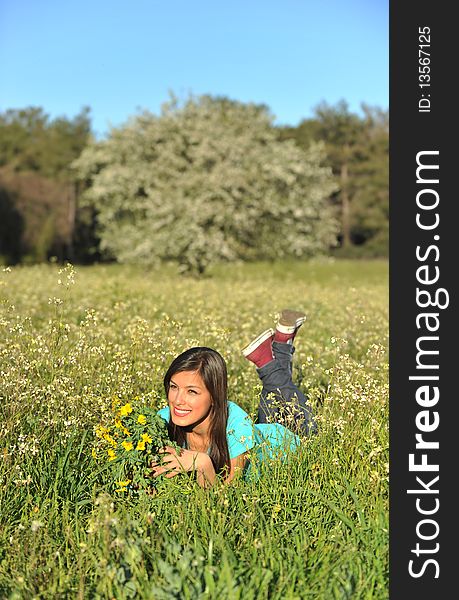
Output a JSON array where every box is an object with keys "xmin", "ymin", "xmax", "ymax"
[
  {"xmin": 66, "ymin": 181, "xmax": 77, "ymax": 261},
  {"xmin": 340, "ymin": 160, "xmax": 351, "ymax": 247}
]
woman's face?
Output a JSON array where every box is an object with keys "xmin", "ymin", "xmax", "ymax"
[{"xmin": 167, "ymin": 369, "xmax": 213, "ymax": 431}]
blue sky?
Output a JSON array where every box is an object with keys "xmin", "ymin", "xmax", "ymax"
[{"xmin": 0, "ymin": 0, "xmax": 388, "ymax": 138}]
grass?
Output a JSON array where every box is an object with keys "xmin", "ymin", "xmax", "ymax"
[{"xmin": 0, "ymin": 259, "xmax": 388, "ymax": 599}]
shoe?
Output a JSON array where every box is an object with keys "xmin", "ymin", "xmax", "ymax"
[
  {"xmin": 276, "ymin": 309, "xmax": 307, "ymax": 334},
  {"xmin": 274, "ymin": 309, "xmax": 306, "ymax": 343},
  {"xmin": 242, "ymin": 328, "xmax": 275, "ymax": 367}
]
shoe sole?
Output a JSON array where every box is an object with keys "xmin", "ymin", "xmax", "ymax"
[
  {"xmin": 278, "ymin": 309, "xmax": 307, "ymax": 330},
  {"xmin": 242, "ymin": 328, "xmax": 275, "ymax": 356}
]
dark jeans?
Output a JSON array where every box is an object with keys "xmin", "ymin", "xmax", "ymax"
[{"xmin": 256, "ymin": 341, "xmax": 317, "ymax": 436}]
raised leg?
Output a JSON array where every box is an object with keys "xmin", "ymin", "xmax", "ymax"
[
  {"xmin": 242, "ymin": 310, "xmax": 317, "ymax": 436},
  {"xmin": 255, "ymin": 351, "xmax": 317, "ymax": 436},
  {"xmin": 271, "ymin": 340, "xmax": 294, "ymax": 374}
]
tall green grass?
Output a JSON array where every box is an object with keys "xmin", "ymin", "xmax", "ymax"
[{"xmin": 0, "ymin": 260, "xmax": 388, "ymax": 598}]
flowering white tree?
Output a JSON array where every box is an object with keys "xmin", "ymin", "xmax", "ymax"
[{"xmin": 73, "ymin": 95, "xmax": 338, "ymax": 273}]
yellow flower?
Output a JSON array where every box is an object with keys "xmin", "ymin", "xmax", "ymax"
[
  {"xmin": 95, "ymin": 425, "xmax": 108, "ymax": 438},
  {"xmin": 136, "ymin": 440, "xmax": 146, "ymax": 451},
  {"xmin": 116, "ymin": 479, "xmax": 131, "ymax": 487},
  {"xmin": 115, "ymin": 418, "xmax": 130, "ymax": 435},
  {"xmin": 115, "ymin": 479, "xmax": 131, "ymax": 493},
  {"xmin": 107, "ymin": 448, "xmax": 116, "ymax": 460},
  {"xmin": 119, "ymin": 403, "xmax": 133, "ymax": 417},
  {"xmin": 122, "ymin": 440, "xmax": 133, "ymax": 451},
  {"xmin": 137, "ymin": 414, "xmax": 147, "ymax": 425},
  {"xmin": 141, "ymin": 433, "xmax": 152, "ymax": 444},
  {"xmin": 91, "ymin": 448, "xmax": 97, "ymax": 459},
  {"xmin": 103, "ymin": 433, "xmax": 117, "ymax": 447}
]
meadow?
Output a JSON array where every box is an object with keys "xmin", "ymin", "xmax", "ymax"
[{"xmin": 0, "ymin": 259, "xmax": 388, "ymax": 599}]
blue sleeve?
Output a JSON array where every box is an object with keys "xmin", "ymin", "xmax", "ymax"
[
  {"xmin": 226, "ymin": 401, "xmax": 258, "ymax": 459},
  {"xmin": 157, "ymin": 406, "xmax": 170, "ymax": 422}
]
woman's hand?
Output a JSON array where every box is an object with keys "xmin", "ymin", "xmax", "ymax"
[
  {"xmin": 150, "ymin": 446, "xmax": 216, "ymax": 486},
  {"xmin": 151, "ymin": 446, "xmax": 201, "ymax": 478}
]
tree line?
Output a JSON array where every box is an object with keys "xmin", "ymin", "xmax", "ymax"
[{"xmin": 0, "ymin": 96, "xmax": 388, "ymax": 272}]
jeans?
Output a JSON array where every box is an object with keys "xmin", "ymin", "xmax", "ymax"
[{"xmin": 256, "ymin": 341, "xmax": 317, "ymax": 436}]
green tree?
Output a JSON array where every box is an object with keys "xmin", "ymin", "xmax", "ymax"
[
  {"xmin": 0, "ymin": 106, "xmax": 91, "ymax": 179},
  {"xmin": 0, "ymin": 168, "xmax": 73, "ymax": 263},
  {"xmin": 300, "ymin": 101, "xmax": 365, "ymax": 248},
  {"xmin": 0, "ymin": 106, "xmax": 92, "ymax": 262},
  {"xmin": 350, "ymin": 104, "xmax": 388, "ymax": 255},
  {"xmin": 73, "ymin": 95, "xmax": 338, "ymax": 274},
  {"xmin": 279, "ymin": 100, "xmax": 388, "ymax": 255}
]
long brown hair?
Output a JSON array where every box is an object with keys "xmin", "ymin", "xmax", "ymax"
[{"xmin": 163, "ymin": 347, "xmax": 230, "ymax": 477}]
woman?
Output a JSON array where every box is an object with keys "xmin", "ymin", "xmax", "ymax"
[{"xmin": 151, "ymin": 309, "xmax": 317, "ymax": 487}]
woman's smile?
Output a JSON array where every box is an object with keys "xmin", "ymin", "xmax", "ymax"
[{"xmin": 173, "ymin": 406, "xmax": 192, "ymax": 418}]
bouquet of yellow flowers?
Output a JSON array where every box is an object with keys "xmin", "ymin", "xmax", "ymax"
[{"xmin": 92, "ymin": 399, "xmax": 177, "ymax": 495}]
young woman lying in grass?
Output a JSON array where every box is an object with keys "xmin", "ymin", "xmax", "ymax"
[{"xmin": 151, "ymin": 309, "xmax": 317, "ymax": 487}]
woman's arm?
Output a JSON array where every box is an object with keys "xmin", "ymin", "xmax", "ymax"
[
  {"xmin": 225, "ymin": 452, "xmax": 249, "ymax": 484},
  {"xmin": 151, "ymin": 447, "xmax": 217, "ymax": 487},
  {"xmin": 151, "ymin": 448, "xmax": 250, "ymax": 487}
]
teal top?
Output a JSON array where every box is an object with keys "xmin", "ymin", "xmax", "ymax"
[{"xmin": 157, "ymin": 400, "xmax": 300, "ymax": 479}]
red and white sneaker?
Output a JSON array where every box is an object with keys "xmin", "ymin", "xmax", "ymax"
[
  {"xmin": 242, "ymin": 328, "xmax": 275, "ymax": 368},
  {"xmin": 274, "ymin": 309, "xmax": 307, "ymax": 344}
]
